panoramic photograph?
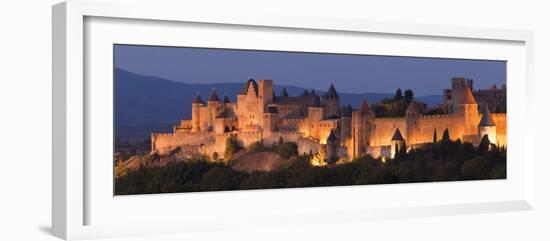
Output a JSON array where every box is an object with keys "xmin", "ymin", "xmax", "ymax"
[{"xmin": 113, "ymin": 44, "xmax": 507, "ymax": 195}]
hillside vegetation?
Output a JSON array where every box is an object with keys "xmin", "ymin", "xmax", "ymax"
[{"xmin": 115, "ymin": 136, "xmax": 506, "ymax": 195}]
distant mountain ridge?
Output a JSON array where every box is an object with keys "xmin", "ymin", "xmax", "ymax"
[{"xmin": 115, "ymin": 68, "xmax": 441, "ymax": 140}]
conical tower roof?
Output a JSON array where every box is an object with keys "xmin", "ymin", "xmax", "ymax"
[
  {"xmin": 391, "ymin": 128, "xmax": 405, "ymax": 141},
  {"xmin": 323, "ymin": 84, "xmax": 339, "ymax": 98},
  {"xmin": 215, "ymin": 109, "xmax": 229, "ymax": 118},
  {"xmin": 192, "ymin": 93, "xmax": 205, "ymax": 105},
  {"xmin": 327, "ymin": 129, "xmax": 338, "ymax": 142},
  {"xmin": 459, "ymin": 87, "xmax": 477, "ymax": 104},
  {"xmin": 223, "ymin": 95, "xmax": 231, "ymax": 103},
  {"xmin": 479, "ymin": 105, "xmax": 496, "ymax": 126},
  {"xmin": 208, "ymin": 88, "xmax": 221, "ymax": 102}
]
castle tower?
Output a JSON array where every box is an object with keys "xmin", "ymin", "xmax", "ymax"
[
  {"xmin": 478, "ymin": 105, "xmax": 496, "ymax": 145},
  {"xmin": 237, "ymin": 79, "xmax": 259, "ymax": 129},
  {"xmin": 263, "ymin": 105, "xmax": 279, "ymax": 133},
  {"xmin": 352, "ymin": 100, "xmax": 374, "ymax": 158},
  {"xmin": 308, "ymin": 94, "xmax": 323, "ymax": 138},
  {"xmin": 258, "ymin": 79, "xmax": 273, "ymax": 106},
  {"xmin": 456, "ymin": 86, "xmax": 479, "ymax": 137},
  {"xmin": 326, "ymin": 129, "xmax": 339, "ymax": 164},
  {"xmin": 191, "ymin": 93, "xmax": 205, "ymax": 132},
  {"xmin": 240, "ymin": 78, "xmax": 258, "ymax": 97},
  {"xmin": 390, "ymin": 128, "xmax": 405, "ymax": 159},
  {"xmin": 451, "ymin": 77, "xmax": 473, "ymax": 90},
  {"xmin": 445, "ymin": 77, "xmax": 474, "ymax": 113},
  {"xmin": 322, "ymin": 84, "xmax": 340, "ymax": 118},
  {"xmin": 340, "ymin": 105, "xmax": 353, "ymax": 141},
  {"xmin": 405, "ymin": 101, "xmax": 421, "ymax": 144},
  {"xmin": 207, "ymin": 88, "xmax": 221, "ymax": 131}
]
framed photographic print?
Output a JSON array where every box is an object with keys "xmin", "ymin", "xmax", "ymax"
[{"xmin": 53, "ymin": 0, "xmax": 535, "ymax": 240}]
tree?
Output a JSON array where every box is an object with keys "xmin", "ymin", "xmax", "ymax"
[
  {"xmin": 438, "ymin": 128, "xmax": 451, "ymax": 158},
  {"xmin": 478, "ymin": 134, "xmax": 491, "ymax": 155},
  {"xmin": 404, "ymin": 89, "xmax": 414, "ymax": 103},
  {"xmin": 442, "ymin": 128, "xmax": 450, "ymax": 142},
  {"xmin": 460, "ymin": 142, "xmax": 475, "ymax": 159},
  {"xmin": 461, "ymin": 157, "xmax": 489, "ymax": 180},
  {"xmin": 247, "ymin": 141, "xmax": 264, "ymax": 153},
  {"xmin": 224, "ymin": 136, "xmax": 241, "ymax": 160},
  {"xmin": 393, "ymin": 88, "xmax": 403, "ymax": 101},
  {"xmin": 433, "ymin": 129, "xmax": 437, "ymax": 144},
  {"xmin": 276, "ymin": 142, "xmax": 299, "ymax": 159},
  {"xmin": 398, "ymin": 141, "xmax": 408, "ymax": 161},
  {"xmin": 394, "ymin": 143, "xmax": 400, "ymax": 160},
  {"xmin": 278, "ymin": 136, "xmax": 284, "ymax": 146}
]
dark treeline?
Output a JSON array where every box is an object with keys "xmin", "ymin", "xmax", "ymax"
[{"xmin": 115, "ymin": 136, "xmax": 506, "ymax": 195}]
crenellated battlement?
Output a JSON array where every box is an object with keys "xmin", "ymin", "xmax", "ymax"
[
  {"xmin": 419, "ymin": 113, "xmax": 457, "ymax": 119},
  {"xmin": 375, "ymin": 117, "xmax": 405, "ymax": 121}
]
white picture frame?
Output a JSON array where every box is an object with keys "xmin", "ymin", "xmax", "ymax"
[{"xmin": 52, "ymin": 1, "xmax": 535, "ymax": 240}]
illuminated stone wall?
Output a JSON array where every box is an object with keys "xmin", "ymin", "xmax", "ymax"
[
  {"xmin": 151, "ymin": 78, "xmax": 507, "ymax": 160},
  {"xmin": 369, "ymin": 117, "xmax": 406, "ymax": 147},
  {"xmin": 491, "ymin": 113, "xmax": 507, "ymax": 146}
]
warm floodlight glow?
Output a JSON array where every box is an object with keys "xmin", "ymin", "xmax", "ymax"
[{"xmin": 309, "ymin": 155, "xmax": 327, "ymax": 167}]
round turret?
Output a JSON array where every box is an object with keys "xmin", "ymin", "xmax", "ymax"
[
  {"xmin": 191, "ymin": 92, "xmax": 204, "ymax": 132},
  {"xmin": 322, "ymin": 84, "xmax": 340, "ymax": 118},
  {"xmin": 390, "ymin": 128, "xmax": 406, "ymax": 159},
  {"xmin": 326, "ymin": 129, "xmax": 339, "ymax": 164},
  {"xmin": 478, "ymin": 105, "xmax": 497, "ymax": 144}
]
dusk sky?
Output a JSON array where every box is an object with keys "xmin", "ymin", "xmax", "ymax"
[{"xmin": 114, "ymin": 44, "xmax": 506, "ymax": 96}]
